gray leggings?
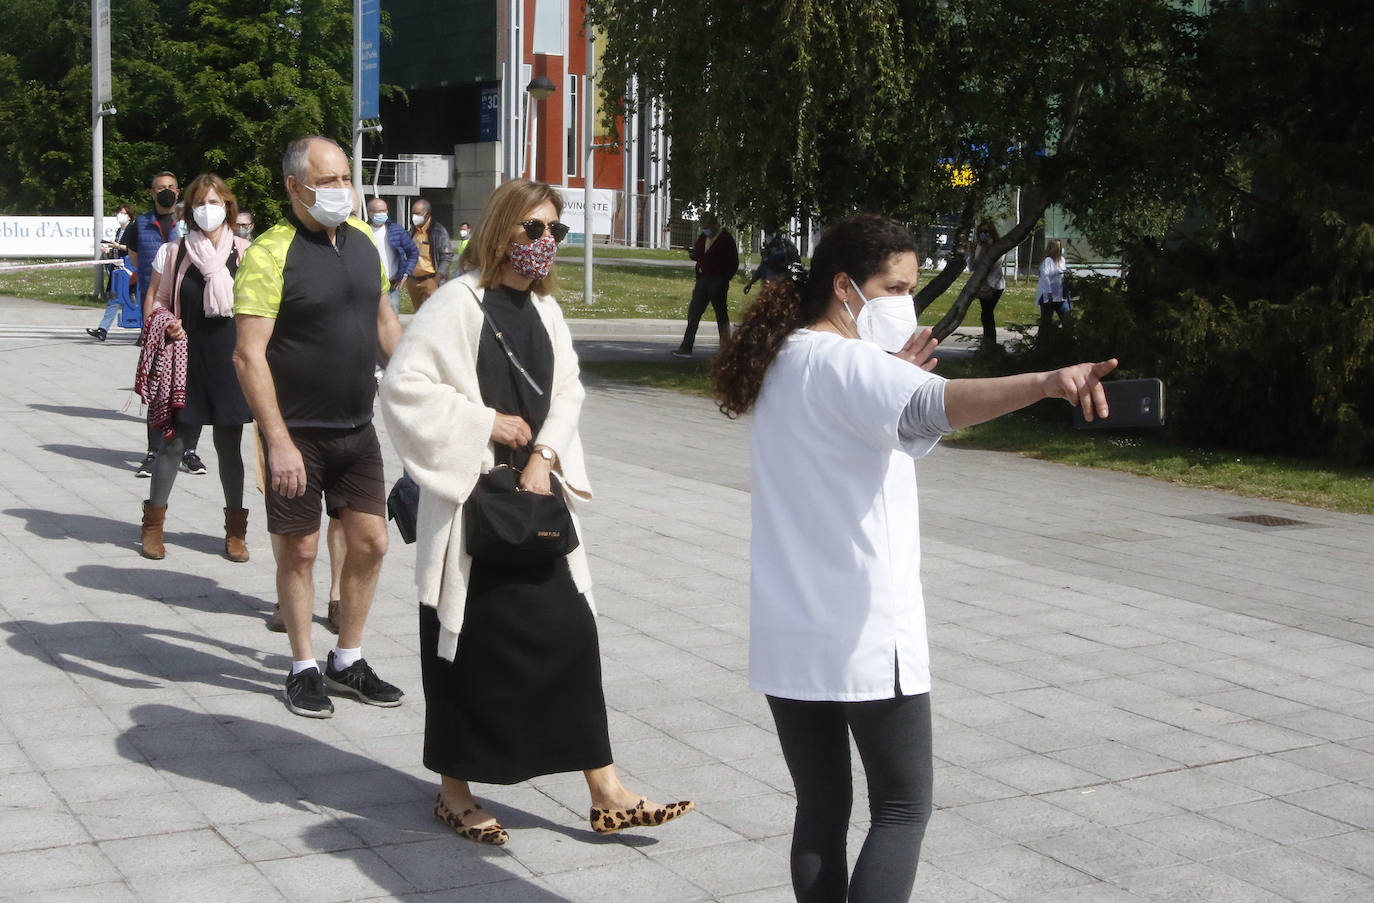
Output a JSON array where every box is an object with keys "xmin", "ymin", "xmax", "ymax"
[
  {"xmin": 767, "ymin": 693, "xmax": 933, "ymax": 903},
  {"xmin": 148, "ymin": 424, "xmax": 245, "ymax": 509}
]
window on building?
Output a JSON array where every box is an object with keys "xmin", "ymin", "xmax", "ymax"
[{"xmin": 566, "ymin": 74, "xmax": 579, "ymax": 177}]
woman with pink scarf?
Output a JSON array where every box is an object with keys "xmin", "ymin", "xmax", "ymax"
[{"xmin": 139, "ymin": 173, "xmax": 254, "ymax": 563}]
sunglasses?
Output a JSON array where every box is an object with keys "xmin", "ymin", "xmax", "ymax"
[{"xmin": 521, "ymin": 219, "xmax": 570, "ymax": 243}]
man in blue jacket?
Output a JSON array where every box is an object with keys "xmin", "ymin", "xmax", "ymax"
[{"xmin": 367, "ymin": 198, "xmax": 420, "ymax": 313}]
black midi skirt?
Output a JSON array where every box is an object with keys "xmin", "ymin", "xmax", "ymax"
[{"xmin": 419, "ymin": 557, "xmax": 613, "ymax": 785}]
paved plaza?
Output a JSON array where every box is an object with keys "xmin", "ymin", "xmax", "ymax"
[{"xmin": 0, "ymin": 295, "xmax": 1371, "ymax": 901}]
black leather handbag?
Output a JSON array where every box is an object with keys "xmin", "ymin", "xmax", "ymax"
[
  {"xmin": 464, "ymin": 464, "xmax": 579, "ymax": 564},
  {"xmin": 462, "ymin": 290, "xmax": 578, "ymax": 563},
  {"xmin": 387, "ymin": 471, "xmax": 420, "ymax": 544}
]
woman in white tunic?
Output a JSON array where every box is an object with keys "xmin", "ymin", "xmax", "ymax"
[{"xmin": 712, "ymin": 214, "xmax": 1116, "ymax": 903}]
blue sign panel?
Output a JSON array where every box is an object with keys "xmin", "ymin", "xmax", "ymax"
[
  {"xmin": 479, "ymin": 84, "xmax": 501, "ymax": 142},
  {"xmin": 359, "ymin": 0, "xmax": 381, "ymax": 120}
]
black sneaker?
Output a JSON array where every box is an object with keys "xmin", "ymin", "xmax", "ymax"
[
  {"xmin": 670, "ymin": 349, "xmax": 693, "ymax": 359},
  {"xmin": 135, "ymin": 451, "xmax": 156, "ymax": 478},
  {"xmin": 86, "ymin": 327, "xmax": 107, "ymax": 341},
  {"xmin": 324, "ymin": 652, "xmax": 404, "ymax": 707},
  {"xmin": 181, "ymin": 451, "xmax": 207, "ymax": 475},
  {"xmin": 283, "ymin": 667, "xmax": 334, "ymax": 718}
]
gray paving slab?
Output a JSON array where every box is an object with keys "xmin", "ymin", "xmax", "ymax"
[{"xmin": 0, "ymin": 296, "xmax": 1371, "ymax": 900}]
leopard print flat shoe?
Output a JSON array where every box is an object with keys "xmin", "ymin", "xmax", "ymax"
[
  {"xmin": 590, "ymin": 797, "xmax": 695, "ymax": 834},
  {"xmin": 435, "ymin": 795, "xmax": 508, "ymax": 845}
]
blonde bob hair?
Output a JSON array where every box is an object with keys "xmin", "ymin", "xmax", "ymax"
[{"xmin": 463, "ymin": 178, "xmax": 564, "ymax": 296}]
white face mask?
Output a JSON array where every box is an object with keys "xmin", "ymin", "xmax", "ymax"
[
  {"xmin": 843, "ymin": 280, "xmax": 918, "ymax": 352},
  {"xmin": 193, "ymin": 203, "xmax": 226, "ymax": 232},
  {"xmin": 303, "ymin": 184, "xmax": 354, "ymax": 228},
  {"xmin": 115, "ymin": 213, "xmax": 130, "ymax": 227},
  {"xmin": 411, "ymin": 213, "xmax": 427, "ymax": 227}
]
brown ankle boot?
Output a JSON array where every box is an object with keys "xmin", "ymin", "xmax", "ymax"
[
  {"xmin": 141, "ymin": 501, "xmax": 167, "ymax": 559},
  {"xmin": 224, "ymin": 507, "xmax": 250, "ymax": 562}
]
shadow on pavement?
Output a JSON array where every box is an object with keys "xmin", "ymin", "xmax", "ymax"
[
  {"xmin": 116, "ymin": 703, "xmax": 598, "ymax": 898},
  {"xmin": 7, "ymin": 507, "xmax": 227, "ymax": 558},
  {"xmin": 65, "ymin": 563, "xmax": 272, "ymax": 619},
  {"xmin": 30, "ymin": 403, "xmax": 143, "ymax": 423},
  {"xmin": 1, "ymin": 619, "xmax": 282, "ymax": 694},
  {"xmin": 39, "ymin": 442, "xmax": 143, "ymax": 471}
]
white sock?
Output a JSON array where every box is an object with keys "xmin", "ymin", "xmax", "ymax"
[
  {"xmin": 332, "ymin": 647, "xmax": 362, "ymax": 669},
  {"xmin": 290, "ymin": 660, "xmax": 318, "ymax": 675}
]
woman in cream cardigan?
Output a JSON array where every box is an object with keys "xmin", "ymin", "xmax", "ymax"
[{"xmin": 379, "ymin": 179, "xmax": 693, "ymax": 845}]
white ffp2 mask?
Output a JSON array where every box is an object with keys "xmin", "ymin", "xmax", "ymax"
[{"xmin": 844, "ymin": 282, "xmax": 918, "ymax": 352}]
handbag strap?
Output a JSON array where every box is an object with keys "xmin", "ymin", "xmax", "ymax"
[{"xmin": 460, "ymin": 282, "xmax": 544, "ymax": 398}]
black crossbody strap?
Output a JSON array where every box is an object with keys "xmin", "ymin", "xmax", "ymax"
[{"xmin": 461, "ymin": 283, "xmax": 544, "ymax": 397}]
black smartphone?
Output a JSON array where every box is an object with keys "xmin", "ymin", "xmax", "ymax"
[{"xmin": 1072, "ymin": 377, "xmax": 1165, "ymax": 430}]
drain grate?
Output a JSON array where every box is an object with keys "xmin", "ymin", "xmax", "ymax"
[{"xmin": 1228, "ymin": 513, "xmax": 1309, "ymax": 528}]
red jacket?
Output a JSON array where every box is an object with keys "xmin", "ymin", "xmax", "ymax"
[
  {"xmin": 691, "ymin": 229, "xmax": 739, "ymax": 279},
  {"xmin": 134, "ymin": 306, "xmax": 188, "ymax": 440}
]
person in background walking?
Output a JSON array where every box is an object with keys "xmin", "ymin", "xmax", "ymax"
[
  {"xmin": 87, "ymin": 203, "xmax": 137, "ymax": 342},
  {"xmin": 235, "ymin": 209, "xmax": 255, "ymax": 241},
  {"xmin": 969, "ymin": 220, "xmax": 1008, "ymax": 351},
  {"xmin": 368, "ymin": 198, "xmax": 419, "ymax": 314},
  {"xmin": 673, "ymin": 211, "xmax": 738, "ymax": 358},
  {"xmin": 454, "ymin": 221, "xmax": 472, "ymax": 258},
  {"xmin": 1037, "ymin": 238, "xmax": 1072, "ymax": 334},
  {"xmin": 138, "ymin": 174, "xmax": 254, "ymax": 563},
  {"xmin": 712, "ymin": 213, "xmax": 1115, "ymax": 903},
  {"xmin": 406, "ymin": 199, "xmax": 452, "ymax": 311}
]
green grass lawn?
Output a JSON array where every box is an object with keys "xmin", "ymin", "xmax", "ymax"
[
  {"xmin": 12, "ymin": 255, "xmax": 1369, "ymax": 513},
  {"xmin": 4, "ymin": 252, "xmax": 1039, "ymax": 329},
  {"xmin": 580, "ymin": 357, "xmax": 1374, "ymax": 515},
  {"xmin": 0, "ymin": 261, "xmax": 108, "ymax": 307},
  {"xmin": 555, "ymin": 257, "xmax": 1041, "ymax": 325}
]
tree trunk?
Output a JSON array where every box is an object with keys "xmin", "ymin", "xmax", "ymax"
[
  {"xmin": 915, "ymin": 196, "xmax": 976, "ymax": 316},
  {"xmin": 928, "ymin": 78, "xmax": 1088, "ymax": 342},
  {"xmin": 929, "ymin": 192, "xmax": 1055, "ymax": 341}
]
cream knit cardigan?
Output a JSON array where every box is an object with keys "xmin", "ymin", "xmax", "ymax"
[{"xmin": 378, "ymin": 271, "xmax": 593, "ymax": 661}]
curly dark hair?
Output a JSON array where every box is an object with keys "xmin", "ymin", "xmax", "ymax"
[{"xmin": 712, "ymin": 214, "xmax": 918, "ymax": 417}]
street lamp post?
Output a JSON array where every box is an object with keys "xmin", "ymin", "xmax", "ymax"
[{"xmin": 525, "ymin": 75, "xmax": 556, "ymax": 181}]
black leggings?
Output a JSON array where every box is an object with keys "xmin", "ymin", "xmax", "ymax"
[
  {"xmin": 148, "ymin": 424, "xmax": 245, "ymax": 509},
  {"xmin": 767, "ymin": 693, "xmax": 933, "ymax": 903}
]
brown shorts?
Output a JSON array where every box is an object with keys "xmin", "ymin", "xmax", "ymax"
[{"xmin": 264, "ymin": 423, "xmax": 387, "ymax": 536}]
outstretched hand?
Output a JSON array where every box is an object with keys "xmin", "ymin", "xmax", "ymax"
[
  {"xmin": 1045, "ymin": 359, "xmax": 1118, "ymax": 421},
  {"xmin": 894, "ymin": 327, "xmax": 939, "ymax": 371}
]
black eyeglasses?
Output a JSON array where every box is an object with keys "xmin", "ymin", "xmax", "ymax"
[{"xmin": 521, "ymin": 219, "xmax": 570, "ymax": 243}]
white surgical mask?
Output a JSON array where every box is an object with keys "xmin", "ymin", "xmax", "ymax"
[
  {"xmin": 193, "ymin": 203, "xmax": 226, "ymax": 232},
  {"xmin": 843, "ymin": 281, "xmax": 918, "ymax": 352},
  {"xmin": 115, "ymin": 212, "xmax": 130, "ymax": 227},
  {"xmin": 411, "ymin": 213, "xmax": 427, "ymax": 227},
  {"xmin": 303, "ymin": 184, "xmax": 354, "ymax": 228},
  {"xmin": 371, "ymin": 212, "xmax": 388, "ymax": 226}
]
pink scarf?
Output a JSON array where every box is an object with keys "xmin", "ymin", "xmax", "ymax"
[{"xmin": 180, "ymin": 227, "xmax": 236, "ymax": 317}]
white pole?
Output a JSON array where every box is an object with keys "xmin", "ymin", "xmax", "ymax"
[
  {"xmin": 528, "ymin": 99, "xmax": 538, "ymax": 180},
  {"xmin": 583, "ymin": 15, "xmax": 593, "ymax": 304},
  {"xmin": 91, "ymin": 0, "xmax": 106, "ymax": 298},
  {"xmin": 352, "ymin": 0, "xmax": 364, "ymax": 216},
  {"xmin": 622, "ymin": 75, "xmax": 637, "ymax": 246}
]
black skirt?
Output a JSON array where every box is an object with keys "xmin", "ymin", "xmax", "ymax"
[
  {"xmin": 176, "ymin": 262, "xmax": 252, "ymax": 427},
  {"xmin": 419, "ymin": 557, "xmax": 613, "ymax": 784}
]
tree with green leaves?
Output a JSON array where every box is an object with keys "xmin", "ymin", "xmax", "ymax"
[
  {"xmin": 589, "ymin": 0, "xmax": 1211, "ymax": 337},
  {"xmin": 0, "ymin": 0, "xmax": 357, "ymax": 226}
]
